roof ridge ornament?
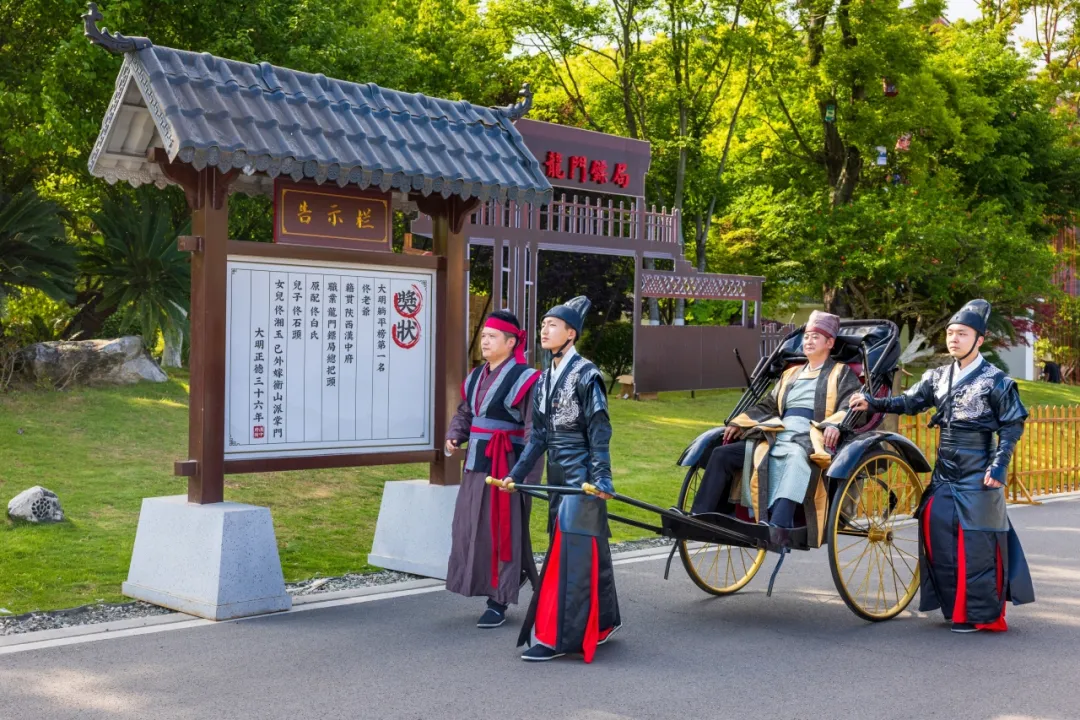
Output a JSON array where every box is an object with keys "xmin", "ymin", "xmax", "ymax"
[
  {"xmin": 82, "ymin": 2, "xmax": 152, "ymax": 54},
  {"xmin": 498, "ymin": 83, "xmax": 533, "ymax": 121}
]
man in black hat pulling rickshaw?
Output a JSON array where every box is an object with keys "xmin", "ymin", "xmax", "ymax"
[
  {"xmin": 499, "ymin": 295, "xmax": 622, "ymax": 662},
  {"xmin": 850, "ymin": 299, "xmax": 1035, "ymax": 632}
]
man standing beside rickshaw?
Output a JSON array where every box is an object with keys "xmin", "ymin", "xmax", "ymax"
[{"xmin": 850, "ymin": 299, "xmax": 1036, "ymax": 632}]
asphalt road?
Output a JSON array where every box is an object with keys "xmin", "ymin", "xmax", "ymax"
[{"xmin": 1, "ymin": 497, "xmax": 1078, "ymax": 720}]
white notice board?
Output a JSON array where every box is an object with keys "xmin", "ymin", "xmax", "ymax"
[{"xmin": 224, "ymin": 255, "xmax": 435, "ymax": 460}]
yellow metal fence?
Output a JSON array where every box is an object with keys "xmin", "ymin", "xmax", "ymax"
[{"xmin": 897, "ymin": 405, "xmax": 1080, "ymax": 504}]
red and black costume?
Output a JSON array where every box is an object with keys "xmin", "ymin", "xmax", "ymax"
[
  {"xmin": 866, "ymin": 300, "xmax": 1035, "ymax": 630},
  {"xmin": 508, "ymin": 296, "xmax": 621, "ymax": 662},
  {"xmin": 445, "ymin": 316, "xmax": 541, "ymax": 614}
]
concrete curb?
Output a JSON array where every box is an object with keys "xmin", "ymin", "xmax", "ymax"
[{"xmin": 0, "ymin": 545, "xmax": 677, "ymax": 651}]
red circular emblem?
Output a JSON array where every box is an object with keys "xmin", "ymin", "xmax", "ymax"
[
  {"xmin": 393, "ymin": 284, "xmax": 423, "ymax": 318},
  {"xmin": 392, "ymin": 318, "xmax": 421, "ymax": 349}
]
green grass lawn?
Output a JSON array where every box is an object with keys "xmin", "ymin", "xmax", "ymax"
[{"xmin": 0, "ymin": 375, "xmax": 1076, "ymax": 614}]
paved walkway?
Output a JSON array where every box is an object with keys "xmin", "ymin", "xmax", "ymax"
[{"xmin": 1, "ymin": 497, "xmax": 1078, "ymax": 720}]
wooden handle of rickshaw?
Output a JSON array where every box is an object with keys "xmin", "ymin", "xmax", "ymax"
[
  {"xmin": 583, "ymin": 483, "xmax": 612, "ymax": 498},
  {"xmin": 485, "ymin": 476, "xmax": 516, "ymax": 492}
]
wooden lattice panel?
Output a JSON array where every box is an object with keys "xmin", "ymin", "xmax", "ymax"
[{"xmin": 640, "ymin": 269, "xmax": 761, "ymax": 301}]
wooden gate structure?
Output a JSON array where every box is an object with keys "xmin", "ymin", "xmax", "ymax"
[
  {"xmin": 414, "ymin": 118, "xmax": 767, "ymax": 394},
  {"xmin": 80, "ymin": 3, "xmax": 558, "ymax": 614}
]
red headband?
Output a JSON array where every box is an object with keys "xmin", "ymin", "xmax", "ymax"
[{"xmin": 484, "ymin": 317, "xmax": 527, "ymax": 364}]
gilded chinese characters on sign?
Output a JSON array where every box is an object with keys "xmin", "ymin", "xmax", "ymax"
[{"xmin": 274, "ymin": 179, "xmax": 391, "ymax": 251}]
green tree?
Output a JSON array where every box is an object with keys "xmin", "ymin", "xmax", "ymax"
[
  {"xmin": 0, "ymin": 189, "xmax": 77, "ymax": 335},
  {"xmin": 74, "ymin": 187, "xmax": 189, "ymax": 350}
]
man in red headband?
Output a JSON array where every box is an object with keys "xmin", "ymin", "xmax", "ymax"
[{"xmin": 445, "ymin": 310, "xmax": 542, "ymax": 629}]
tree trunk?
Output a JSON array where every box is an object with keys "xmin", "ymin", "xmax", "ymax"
[
  {"xmin": 61, "ymin": 290, "xmax": 113, "ymax": 341},
  {"xmin": 822, "ymin": 284, "xmax": 852, "ymax": 317},
  {"xmin": 645, "ymin": 258, "xmax": 660, "ymax": 324},
  {"xmin": 162, "ymin": 324, "xmax": 184, "ymax": 368},
  {"xmin": 898, "ymin": 331, "xmax": 936, "ymax": 365}
]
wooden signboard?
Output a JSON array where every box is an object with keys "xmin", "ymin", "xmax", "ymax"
[
  {"xmin": 274, "ymin": 179, "xmax": 392, "ymax": 251},
  {"xmin": 224, "ymin": 254, "xmax": 435, "ymax": 461},
  {"xmin": 514, "ymin": 118, "xmax": 651, "ymax": 197}
]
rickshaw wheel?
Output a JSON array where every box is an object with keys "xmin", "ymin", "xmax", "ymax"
[
  {"xmin": 828, "ymin": 449, "xmax": 924, "ymax": 622},
  {"xmin": 677, "ymin": 465, "xmax": 766, "ymax": 596}
]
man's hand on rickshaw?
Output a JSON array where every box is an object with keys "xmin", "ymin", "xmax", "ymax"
[
  {"xmin": 485, "ymin": 476, "xmax": 516, "ymax": 492},
  {"xmin": 823, "ymin": 426, "xmax": 841, "ymax": 452},
  {"xmin": 583, "ymin": 483, "xmax": 614, "ymax": 500},
  {"xmin": 848, "ymin": 393, "xmax": 870, "ymax": 412},
  {"xmin": 723, "ymin": 425, "xmax": 744, "ymax": 444}
]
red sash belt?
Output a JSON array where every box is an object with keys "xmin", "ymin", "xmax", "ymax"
[{"xmin": 475, "ymin": 426, "xmax": 524, "ymax": 587}]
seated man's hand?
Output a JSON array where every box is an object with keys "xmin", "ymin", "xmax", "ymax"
[
  {"xmin": 723, "ymin": 425, "xmax": 744, "ymax": 444},
  {"xmin": 823, "ymin": 426, "xmax": 841, "ymax": 452},
  {"xmin": 848, "ymin": 393, "xmax": 870, "ymax": 412}
]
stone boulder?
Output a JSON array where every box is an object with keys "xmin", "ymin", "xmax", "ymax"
[
  {"xmin": 18, "ymin": 337, "xmax": 167, "ymax": 387},
  {"xmin": 7, "ymin": 486, "xmax": 65, "ymax": 523}
]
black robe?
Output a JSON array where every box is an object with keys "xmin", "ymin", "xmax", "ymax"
[
  {"xmin": 870, "ymin": 358, "xmax": 1035, "ymax": 627},
  {"xmin": 508, "ymin": 352, "xmax": 621, "ymax": 661}
]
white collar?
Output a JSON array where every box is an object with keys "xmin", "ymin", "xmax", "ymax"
[
  {"xmin": 550, "ymin": 345, "xmax": 579, "ymax": 386},
  {"xmin": 935, "ymin": 353, "xmax": 984, "ymax": 400},
  {"xmin": 952, "ymin": 353, "xmax": 984, "ymax": 383}
]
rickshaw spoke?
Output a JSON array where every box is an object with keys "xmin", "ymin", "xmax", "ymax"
[
  {"xmin": 875, "ymin": 546, "xmax": 888, "ymax": 612},
  {"xmin": 893, "ymin": 545, "xmax": 917, "ymax": 577},
  {"xmin": 893, "ymin": 544, "xmax": 919, "ymax": 562},
  {"xmin": 841, "ymin": 540, "xmax": 872, "ymax": 574},
  {"xmin": 721, "ymin": 547, "xmax": 734, "ymax": 585},
  {"xmin": 707, "ymin": 544, "xmax": 721, "ymax": 584},
  {"xmin": 856, "ymin": 549, "xmax": 875, "ymax": 609},
  {"xmin": 860, "ymin": 546, "xmax": 874, "ymax": 611},
  {"xmin": 837, "ymin": 537, "xmax": 867, "ymax": 555},
  {"xmin": 885, "ymin": 546, "xmax": 904, "ymax": 606}
]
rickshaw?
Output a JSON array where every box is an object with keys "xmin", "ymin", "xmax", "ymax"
[{"xmin": 492, "ymin": 319, "xmax": 933, "ymax": 622}]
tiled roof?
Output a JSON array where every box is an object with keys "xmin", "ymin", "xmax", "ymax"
[{"xmin": 84, "ymin": 8, "xmax": 551, "ymax": 205}]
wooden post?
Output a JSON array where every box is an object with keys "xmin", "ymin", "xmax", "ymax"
[
  {"xmin": 632, "ymin": 250, "xmax": 642, "ymax": 399},
  {"xmin": 427, "ymin": 201, "xmax": 472, "ymax": 486},
  {"xmin": 160, "ymin": 153, "xmax": 236, "ymax": 505}
]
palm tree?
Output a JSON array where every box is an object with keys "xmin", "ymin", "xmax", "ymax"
[
  {"xmin": 78, "ymin": 187, "xmax": 189, "ymax": 356},
  {"xmin": 0, "ymin": 189, "xmax": 77, "ymax": 335}
]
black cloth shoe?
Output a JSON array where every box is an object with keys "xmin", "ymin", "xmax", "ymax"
[
  {"xmin": 477, "ymin": 608, "xmax": 506, "ymax": 629},
  {"xmin": 951, "ymin": 622, "xmax": 979, "ymax": 633},
  {"xmin": 521, "ymin": 644, "xmax": 565, "ymax": 661}
]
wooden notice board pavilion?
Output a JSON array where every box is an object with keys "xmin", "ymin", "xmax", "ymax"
[{"xmin": 82, "ymin": 2, "xmax": 553, "ymax": 502}]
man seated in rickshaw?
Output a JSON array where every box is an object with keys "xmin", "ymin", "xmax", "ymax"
[{"xmin": 691, "ymin": 311, "xmax": 862, "ymax": 546}]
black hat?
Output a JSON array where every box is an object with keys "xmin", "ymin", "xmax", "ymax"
[
  {"xmin": 543, "ymin": 296, "xmax": 591, "ymax": 336},
  {"xmin": 948, "ymin": 299, "xmax": 991, "ymax": 336}
]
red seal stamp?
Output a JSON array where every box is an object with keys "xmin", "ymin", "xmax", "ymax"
[
  {"xmin": 392, "ymin": 318, "xmax": 421, "ymax": 349},
  {"xmin": 393, "ymin": 285, "xmax": 423, "ymax": 318}
]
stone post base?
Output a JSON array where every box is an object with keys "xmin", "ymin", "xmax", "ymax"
[
  {"xmin": 122, "ymin": 496, "xmax": 291, "ymax": 621},
  {"xmin": 368, "ymin": 479, "xmax": 459, "ymax": 579}
]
